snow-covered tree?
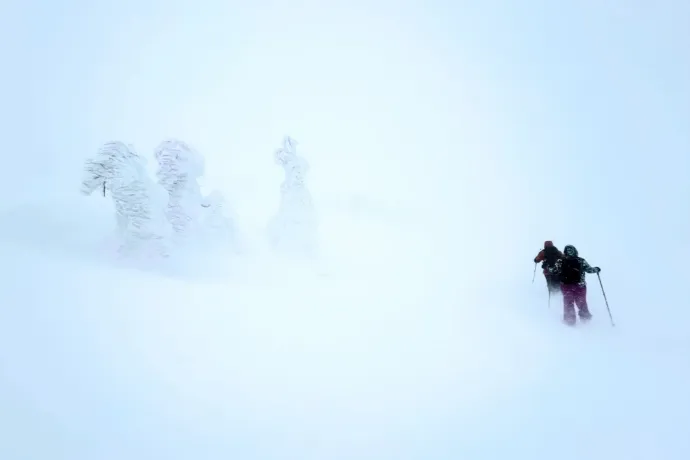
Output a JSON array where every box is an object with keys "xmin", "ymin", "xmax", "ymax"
[
  {"xmin": 154, "ymin": 139, "xmax": 205, "ymax": 238},
  {"xmin": 154, "ymin": 138, "xmax": 238, "ymax": 247},
  {"xmin": 268, "ymin": 136, "xmax": 318, "ymax": 256},
  {"xmin": 201, "ymin": 189, "xmax": 242, "ymax": 250},
  {"xmin": 81, "ymin": 141, "xmax": 170, "ymax": 258}
]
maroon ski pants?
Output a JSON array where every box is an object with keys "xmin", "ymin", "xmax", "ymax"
[{"xmin": 561, "ymin": 283, "xmax": 592, "ymax": 325}]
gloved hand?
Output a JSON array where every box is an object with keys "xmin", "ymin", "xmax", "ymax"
[{"xmin": 593, "ymin": 267, "xmax": 601, "ymax": 273}]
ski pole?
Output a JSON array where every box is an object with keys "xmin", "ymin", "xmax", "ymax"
[
  {"xmin": 532, "ymin": 263, "xmax": 537, "ymax": 283},
  {"xmin": 597, "ymin": 272, "xmax": 615, "ymax": 327}
]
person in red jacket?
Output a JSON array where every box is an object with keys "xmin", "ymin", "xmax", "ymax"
[{"xmin": 534, "ymin": 241, "xmax": 563, "ymax": 294}]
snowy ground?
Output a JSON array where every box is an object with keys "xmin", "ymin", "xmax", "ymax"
[{"xmin": 0, "ymin": 193, "xmax": 688, "ymax": 460}]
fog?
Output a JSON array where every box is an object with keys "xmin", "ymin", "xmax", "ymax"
[{"xmin": 1, "ymin": 1, "xmax": 688, "ymax": 459}]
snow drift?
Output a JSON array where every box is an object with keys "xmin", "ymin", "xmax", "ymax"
[{"xmin": 0, "ymin": 179, "xmax": 688, "ymax": 460}]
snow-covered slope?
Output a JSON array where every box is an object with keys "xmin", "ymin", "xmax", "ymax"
[
  {"xmin": 0, "ymin": 190, "xmax": 687, "ymax": 460},
  {"xmin": 2, "ymin": 1, "xmax": 688, "ymax": 457}
]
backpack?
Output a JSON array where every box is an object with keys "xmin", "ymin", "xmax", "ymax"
[
  {"xmin": 559, "ymin": 257, "xmax": 582, "ymax": 285},
  {"xmin": 542, "ymin": 246, "xmax": 560, "ymax": 268}
]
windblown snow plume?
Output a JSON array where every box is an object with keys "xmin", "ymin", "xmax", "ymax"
[
  {"xmin": 81, "ymin": 141, "xmax": 170, "ymax": 258},
  {"xmin": 268, "ymin": 136, "xmax": 318, "ymax": 256}
]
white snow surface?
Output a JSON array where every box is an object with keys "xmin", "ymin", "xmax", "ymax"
[{"xmin": 0, "ymin": 189, "xmax": 688, "ymax": 460}]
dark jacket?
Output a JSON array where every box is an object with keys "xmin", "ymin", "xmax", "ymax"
[
  {"xmin": 548, "ymin": 245, "xmax": 597, "ymax": 286},
  {"xmin": 534, "ymin": 240, "xmax": 563, "ymax": 274}
]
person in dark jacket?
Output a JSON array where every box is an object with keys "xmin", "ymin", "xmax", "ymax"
[
  {"xmin": 534, "ymin": 241, "xmax": 563, "ymax": 294},
  {"xmin": 548, "ymin": 244, "xmax": 601, "ymax": 326}
]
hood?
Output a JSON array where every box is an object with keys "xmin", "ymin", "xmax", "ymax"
[
  {"xmin": 544, "ymin": 240, "xmax": 554, "ymax": 248},
  {"xmin": 563, "ymin": 245, "xmax": 578, "ymax": 257}
]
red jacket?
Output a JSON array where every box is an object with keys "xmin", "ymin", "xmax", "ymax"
[{"xmin": 534, "ymin": 241, "xmax": 563, "ymax": 274}]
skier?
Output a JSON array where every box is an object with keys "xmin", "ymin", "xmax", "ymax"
[
  {"xmin": 81, "ymin": 141, "xmax": 170, "ymax": 258},
  {"xmin": 534, "ymin": 241, "xmax": 563, "ymax": 294},
  {"xmin": 548, "ymin": 244, "xmax": 601, "ymax": 326}
]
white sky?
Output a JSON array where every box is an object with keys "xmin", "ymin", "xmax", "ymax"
[{"xmin": 1, "ymin": 0, "xmax": 688, "ymax": 287}]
